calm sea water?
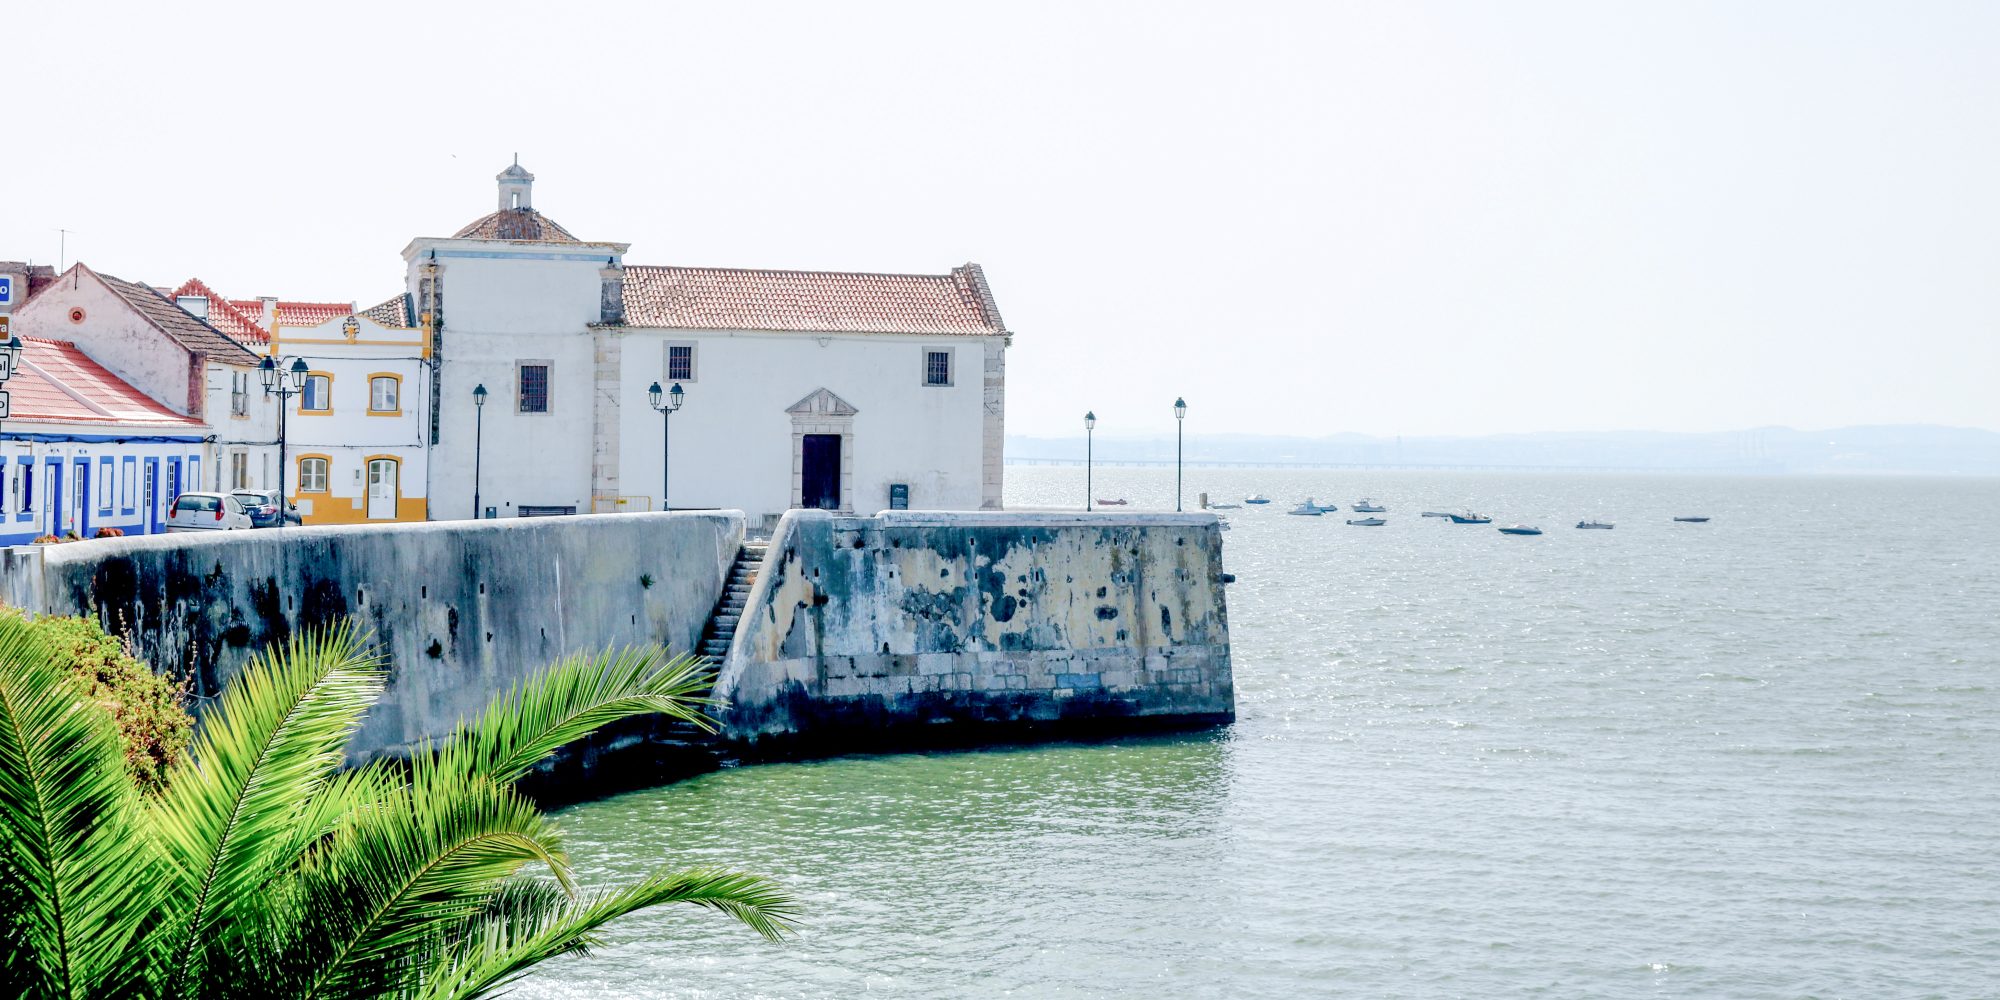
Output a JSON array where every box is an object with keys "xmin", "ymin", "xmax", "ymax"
[{"xmin": 518, "ymin": 469, "xmax": 2000, "ymax": 999}]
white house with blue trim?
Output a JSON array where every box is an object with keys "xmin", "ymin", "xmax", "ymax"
[{"xmin": 0, "ymin": 336, "xmax": 208, "ymax": 545}]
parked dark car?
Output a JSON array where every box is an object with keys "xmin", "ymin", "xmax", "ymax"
[{"xmin": 229, "ymin": 489, "xmax": 302, "ymax": 529}]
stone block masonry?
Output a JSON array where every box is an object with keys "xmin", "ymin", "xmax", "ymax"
[
  {"xmin": 1, "ymin": 511, "xmax": 743, "ymax": 764},
  {"xmin": 714, "ymin": 510, "xmax": 1235, "ymax": 752}
]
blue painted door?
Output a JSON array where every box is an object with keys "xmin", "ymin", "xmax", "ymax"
[
  {"xmin": 74, "ymin": 460, "xmax": 90, "ymax": 538},
  {"xmin": 145, "ymin": 458, "xmax": 161, "ymax": 534},
  {"xmin": 46, "ymin": 461, "xmax": 62, "ymax": 538}
]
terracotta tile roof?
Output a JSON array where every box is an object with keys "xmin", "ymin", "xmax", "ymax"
[
  {"xmin": 360, "ymin": 293, "xmax": 414, "ymax": 328},
  {"xmin": 7, "ymin": 337, "xmax": 204, "ymax": 427},
  {"xmin": 94, "ymin": 270, "xmax": 260, "ymax": 363},
  {"xmin": 452, "ymin": 208, "xmax": 581, "ymax": 243},
  {"xmin": 164, "ymin": 278, "xmax": 365, "ymax": 342},
  {"xmin": 618, "ymin": 263, "xmax": 1007, "ymax": 336},
  {"xmin": 165, "ymin": 277, "xmax": 270, "ymax": 345}
]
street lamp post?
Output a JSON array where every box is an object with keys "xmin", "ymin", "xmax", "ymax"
[
  {"xmin": 260, "ymin": 356, "xmax": 310, "ymax": 528},
  {"xmin": 1173, "ymin": 397, "xmax": 1187, "ymax": 512},
  {"xmin": 471, "ymin": 383, "xmax": 487, "ymax": 519},
  {"xmin": 1084, "ymin": 411, "xmax": 1095, "ymax": 512},
  {"xmin": 647, "ymin": 381, "xmax": 685, "ymax": 511}
]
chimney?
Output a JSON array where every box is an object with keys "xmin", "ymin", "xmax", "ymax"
[{"xmin": 259, "ymin": 297, "xmax": 278, "ymax": 331}]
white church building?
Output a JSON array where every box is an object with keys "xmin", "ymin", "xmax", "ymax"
[{"xmin": 407, "ymin": 163, "xmax": 1009, "ymax": 528}]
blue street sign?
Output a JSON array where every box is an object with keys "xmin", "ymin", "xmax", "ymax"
[{"xmin": 0, "ymin": 275, "xmax": 13, "ymax": 307}]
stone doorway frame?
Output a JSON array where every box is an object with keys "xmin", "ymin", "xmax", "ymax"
[{"xmin": 786, "ymin": 388, "xmax": 857, "ymax": 513}]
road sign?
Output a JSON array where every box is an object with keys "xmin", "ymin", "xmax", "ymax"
[
  {"xmin": 0, "ymin": 317, "xmax": 11, "ymax": 380},
  {"xmin": 0, "ymin": 275, "xmax": 14, "ymax": 309},
  {"xmin": 0, "ymin": 390, "xmax": 11, "ymax": 419}
]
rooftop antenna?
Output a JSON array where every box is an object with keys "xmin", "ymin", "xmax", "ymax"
[{"xmin": 58, "ymin": 228, "xmax": 73, "ymax": 272}]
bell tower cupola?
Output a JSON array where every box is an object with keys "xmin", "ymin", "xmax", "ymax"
[{"xmin": 497, "ymin": 155, "xmax": 534, "ymax": 212}]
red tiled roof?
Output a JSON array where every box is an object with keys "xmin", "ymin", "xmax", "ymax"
[
  {"xmin": 165, "ymin": 278, "xmax": 361, "ymax": 343},
  {"xmin": 453, "ymin": 208, "xmax": 580, "ymax": 243},
  {"xmin": 618, "ymin": 263, "xmax": 1007, "ymax": 336},
  {"xmin": 92, "ymin": 270, "xmax": 259, "ymax": 363},
  {"xmin": 7, "ymin": 338, "xmax": 203, "ymax": 427},
  {"xmin": 166, "ymin": 278, "xmax": 270, "ymax": 345}
]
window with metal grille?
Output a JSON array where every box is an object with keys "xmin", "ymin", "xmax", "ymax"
[
  {"xmin": 231, "ymin": 372, "xmax": 249, "ymax": 416},
  {"xmin": 667, "ymin": 344, "xmax": 694, "ymax": 382},
  {"xmin": 519, "ymin": 364, "xmax": 550, "ymax": 413},
  {"xmin": 924, "ymin": 350, "xmax": 952, "ymax": 386},
  {"xmin": 299, "ymin": 458, "xmax": 329, "ymax": 493}
]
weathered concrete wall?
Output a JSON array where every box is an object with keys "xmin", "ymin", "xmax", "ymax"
[
  {"xmin": 715, "ymin": 510, "xmax": 1233, "ymax": 749},
  {"xmin": 3, "ymin": 511, "xmax": 742, "ymax": 761}
]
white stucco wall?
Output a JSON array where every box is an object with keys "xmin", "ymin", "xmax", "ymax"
[
  {"xmin": 412, "ymin": 243, "xmax": 621, "ymax": 518},
  {"xmin": 13, "ymin": 272, "xmax": 200, "ymax": 415},
  {"xmin": 613, "ymin": 329, "xmax": 996, "ymax": 523},
  {"xmin": 268, "ymin": 317, "xmax": 430, "ymax": 521}
]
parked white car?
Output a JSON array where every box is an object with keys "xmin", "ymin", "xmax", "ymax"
[{"xmin": 166, "ymin": 492, "xmax": 256, "ymax": 532}]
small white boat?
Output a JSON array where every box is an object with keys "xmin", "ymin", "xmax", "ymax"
[
  {"xmin": 1351, "ymin": 499, "xmax": 1386, "ymax": 513},
  {"xmin": 1576, "ymin": 520, "xmax": 1614, "ymax": 530},
  {"xmin": 1345, "ymin": 517, "xmax": 1385, "ymax": 526},
  {"xmin": 1207, "ymin": 502, "xmax": 1242, "ymax": 510},
  {"xmin": 1287, "ymin": 497, "xmax": 1328, "ymax": 516},
  {"xmin": 1497, "ymin": 524, "xmax": 1542, "ymax": 536},
  {"xmin": 1421, "ymin": 511, "xmax": 1453, "ymax": 518},
  {"xmin": 1244, "ymin": 494, "xmax": 1273, "ymax": 505}
]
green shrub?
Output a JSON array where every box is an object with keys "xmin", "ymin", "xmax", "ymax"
[{"xmin": 0, "ymin": 608, "xmax": 192, "ymax": 795}]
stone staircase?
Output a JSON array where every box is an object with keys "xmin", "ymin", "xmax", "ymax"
[{"xmin": 699, "ymin": 541, "xmax": 767, "ymax": 664}]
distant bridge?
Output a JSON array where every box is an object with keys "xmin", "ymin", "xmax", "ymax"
[{"xmin": 1006, "ymin": 457, "xmax": 1788, "ymax": 475}]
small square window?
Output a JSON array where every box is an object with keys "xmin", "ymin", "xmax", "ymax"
[
  {"xmin": 924, "ymin": 349, "xmax": 952, "ymax": 387},
  {"xmin": 519, "ymin": 364, "xmax": 550, "ymax": 413}
]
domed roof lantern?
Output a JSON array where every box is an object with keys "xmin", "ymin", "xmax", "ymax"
[{"xmin": 497, "ymin": 154, "xmax": 534, "ymax": 211}]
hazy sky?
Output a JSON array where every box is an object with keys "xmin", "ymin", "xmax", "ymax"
[{"xmin": 8, "ymin": 1, "xmax": 1996, "ymax": 438}]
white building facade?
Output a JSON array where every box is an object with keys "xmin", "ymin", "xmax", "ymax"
[
  {"xmin": 10, "ymin": 264, "xmax": 276, "ymax": 497},
  {"xmin": 411, "ymin": 164, "xmax": 1009, "ymax": 528}
]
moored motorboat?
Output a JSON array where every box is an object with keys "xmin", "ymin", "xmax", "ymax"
[
  {"xmin": 1497, "ymin": 524, "xmax": 1542, "ymax": 535},
  {"xmin": 1244, "ymin": 495, "xmax": 1273, "ymax": 505},
  {"xmin": 1674, "ymin": 516, "xmax": 1710, "ymax": 523},
  {"xmin": 1287, "ymin": 497, "xmax": 1329, "ymax": 516},
  {"xmin": 1576, "ymin": 520, "xmax": 1614, "ymax": 529},
  {"xmin": 1345, "ymin": 517, "xmax": 1385, "ymax": 526},
  {"xmin": 1207, "ymin": 502, "xmax": 1242, "ymax": 510},
  {"xmin": 1351, "ymin": 499, "xmax": 1386, "ymax": 513},
  {"xmin": 1448, "ymin": 510, "xmax": 1492, "ymax": 524},
  {"xmin": 1421, "ymin": 511, "xmax": 1453, "ymax": 518}
]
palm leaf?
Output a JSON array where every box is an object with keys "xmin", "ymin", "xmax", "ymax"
[
  {"xmin": 414, "ymin": 867, "xmax": 798, "ymax": 1000},
  {"xmin": 0, "ymin": 613, "xmax": 165, "ymax": 1000},
  {"xmin": 285, "ymin": 746, "xmax": 576, "ymax": 1000},
  {"xmin": 450, "ymin": 648, "xmax": 716, "ymax": 787},
  {"xmin": 147, "ymin": 623, "xmax": 384, "ymax": 996}
]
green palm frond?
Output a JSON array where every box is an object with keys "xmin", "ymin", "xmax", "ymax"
[
  {"xmin": 414, "ymin": 867, "xmax": 798, "ymax": 1000},
  {"xmin": 148, "ymin": 623, "xmax": 384, "ymax": 995},
  {"xmin": 450, "ymin": 647, "xmax": 716, "ymax": 786},
  {"xmin": 0, "ymin": 613, "xmax": 165, "ymax": 1000},
  {"xmin": 286, "ymin": 749, "xmax": 575, "ymax": 1000}
]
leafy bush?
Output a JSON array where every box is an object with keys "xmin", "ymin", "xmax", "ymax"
[{"xmin": 0, "ymin": 609, "xmax": 191, "ymax": 795}]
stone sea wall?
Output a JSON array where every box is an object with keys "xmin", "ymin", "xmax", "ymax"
[
  {"xmin": 714, "ymin": 510, "xmax": 1234, "ymax": 750},
  {"xmin": 1, "ymin": 512, "xmax": 742, "ymax": 762}
]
